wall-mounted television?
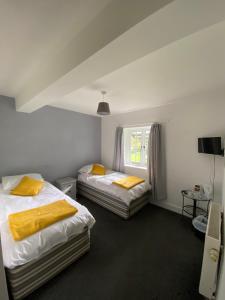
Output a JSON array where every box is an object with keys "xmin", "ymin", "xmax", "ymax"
[{"xmin": 198, "ymin": 137, "xmax": 223, "ymax": 155}]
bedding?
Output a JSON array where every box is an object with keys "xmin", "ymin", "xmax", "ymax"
[
  {"xmin": 78, "ymin": 181, "xmax": 150, "ymax": 219},
  {"xmin": 0, "ymin": 181, "xmax": 95, "ymax": 269},
  {"xmin": 78, "ymin": 170, "xmax": 151, "ymax": 205},
  {"xmin": 6, "ymin": 229, "xmax": 89, "ymax": 300}
]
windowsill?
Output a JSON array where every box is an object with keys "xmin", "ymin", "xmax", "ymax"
[{"xmin": 124, "ymin": 164, "xmax": 147, "ymax": 170}]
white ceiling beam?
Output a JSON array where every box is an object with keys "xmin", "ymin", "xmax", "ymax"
[
  {"xmin": 16, "ymin": 0, "xmax": 225, "ymax": 112},
  {"xmin": 16, "ymin": 0, "xmax": 173, "ymax": 112}
]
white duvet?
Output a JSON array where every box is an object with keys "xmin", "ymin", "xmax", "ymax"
[
  {"xmin": 0, "ymin": 182, "xmax": 95, "ymax": 269},
  {"xmin": 78, "ymin": 170, "xmax": 151, "ymax": 205}
]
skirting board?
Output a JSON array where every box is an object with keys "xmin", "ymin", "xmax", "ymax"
[{"xmin": 150, "ymin": 199, "xmax": 182, "ymax": 216}]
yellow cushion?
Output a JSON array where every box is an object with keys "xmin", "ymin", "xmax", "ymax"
[
  {"xmin": 8, "ymin": 200, "xmax": 78, "ymax": 241},
  {"xmin": 11, "ymin": 176, "xmax": 44, "ymax": 196},
  {"xmin": 91, "ymin": 164, "xmax": 106, "ymax": 175}
]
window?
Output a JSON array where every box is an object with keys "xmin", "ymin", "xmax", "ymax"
[{"xmin": 124, "ymin": 126, "xmax": 151, "ymax": 168}]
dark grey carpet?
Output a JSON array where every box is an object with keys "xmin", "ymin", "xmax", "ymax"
[{"xmin": 25, "ymin": 197, "xmax": 204, "ymax": 300}]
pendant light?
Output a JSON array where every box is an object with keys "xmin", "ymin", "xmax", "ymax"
[{"xmin": 97, "ymin": 91, "xmax": 110, "ymax": 115}]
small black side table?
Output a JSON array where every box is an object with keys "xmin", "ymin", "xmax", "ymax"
[{"xmin": 181, "ymin": 190, "xmax": 211, "ymax": 219}]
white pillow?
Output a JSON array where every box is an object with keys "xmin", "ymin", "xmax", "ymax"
[
  {"xmin": 78, "ymin": 165, "xmax": 93, "ymax": 174},
  {"xmin": 2, "ymin": 173, "xmax": 44, "ymax": 191}
]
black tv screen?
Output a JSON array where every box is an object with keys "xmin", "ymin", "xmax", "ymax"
[{"xmin": 198, "ymin": 137, "xmax": 222, "ymax": 155}]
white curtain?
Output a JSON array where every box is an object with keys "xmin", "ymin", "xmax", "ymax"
[
  {"xmin": 148, "ymin": 123, "xmax": 166, "ymax": 201},
  {"xmin": 113, "ymin": 127, "xmax": 124, "ymax": 172}
]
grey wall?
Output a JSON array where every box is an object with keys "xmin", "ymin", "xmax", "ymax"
[{"xmin": 0, "ymin": 96, "xmax": 101, "ymax": 182}]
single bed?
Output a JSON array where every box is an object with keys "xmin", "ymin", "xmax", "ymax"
[
  {"xmin": 78, "ymin": 169, "xmax": 151, "ymax": 219},
  {"xmin": 0, "ymin": 180, "xmax": 95, "ymax": 300}
]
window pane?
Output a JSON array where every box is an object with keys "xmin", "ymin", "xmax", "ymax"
[
  {"xmin": 145, "ymin": 130, "xmax": 150, "ymax": 163},
  {"xmin": 130, "ymin": 131, "xmax": 142, "ymax": 163},
  {"xmin": 124, "ymin": 126, "xmax": 151, "ymax": 167}
]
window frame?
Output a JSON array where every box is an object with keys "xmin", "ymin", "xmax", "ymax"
[{"xmin": 124, "ymin": 126, "xmax": 151, "ymax": 169}]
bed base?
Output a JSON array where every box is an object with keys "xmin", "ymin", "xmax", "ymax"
[
  {"xmin": 77, "ymin": 181, "xmax": 150, "ymax": 219},
  {"xmin": 6, "ymin": 228, "xmax": 90, "ymax": 300}
]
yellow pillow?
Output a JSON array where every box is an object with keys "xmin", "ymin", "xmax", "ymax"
[
  {"xmin": 11, "ymin": 176, "xmax": 44, "ymax": 196},
  {"xmin": 91, "ymin": 164, "xmax": 106, "ymax": 175}
]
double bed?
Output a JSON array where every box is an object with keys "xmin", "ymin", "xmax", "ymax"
[
  {"xmin": 78, "ymin": 168, "xmax": 151, "ymax": 219},
  {"xmin": 0, "ymin": 178, "xmax": 95, "ymax": 300}
]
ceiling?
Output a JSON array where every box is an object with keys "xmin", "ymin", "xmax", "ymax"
[
  {"xmin": 0, "ymin": 0, "xmax": 111, "ymax": 96},
  {"xmin": 1, "ymin": 0, "xmax": 225, "ymax": 116},
  {"xmin": 52, "ymin": 20, "xmax": 225, "ymax": 115}
]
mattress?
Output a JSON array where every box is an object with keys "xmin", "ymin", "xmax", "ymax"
[
  {"xmin": 6, "ymin": 228, "xmax": 90, "ymax": 300},
  {"xmin": 0, "ymin": 181, "xmax": 95, "ymax": 269},
  {"xmin": 78, "ymin": 181, "xmax": 150, "ymax": 219},
  {"xmin": 78, "ymin": 170, "xmax": 151, "ymax": 205}
]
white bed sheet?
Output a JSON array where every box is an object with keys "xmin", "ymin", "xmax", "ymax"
[
  {"xmin": 0, "ymin": 182, "xmax": 95, "ymax": 269},
  {"xmin": 78, "ymin": 170, "xmax": 151, "ymax": 205}
]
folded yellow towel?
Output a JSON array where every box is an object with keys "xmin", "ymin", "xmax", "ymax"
[
  {"xmin": 8, "ymin": 200, "xmax": 78, "ymax": 241},
  {"xmin": 112, "ymin": 176, "xmax": 145, "ymax": 189}
]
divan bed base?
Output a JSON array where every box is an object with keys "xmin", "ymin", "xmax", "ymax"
[
  {"xmin": 77, "ymin": 181, "xmax": 150, "ymax": 219},
  {"xmin": 6, "ymin": 228, "xmax": 90, "ymax": 300}
]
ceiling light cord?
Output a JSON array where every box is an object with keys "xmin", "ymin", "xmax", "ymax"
[{"xmin": 101, "ymin": 91, "xmax": 106, "ymax": 102}]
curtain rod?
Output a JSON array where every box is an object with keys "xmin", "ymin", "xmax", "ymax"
[{"xmin": 119, "ymin": 122, "xmax": 157, "ymax": 128}]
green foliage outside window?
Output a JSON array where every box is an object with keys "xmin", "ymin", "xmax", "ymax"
[{"xmin": 130, "ymin": 133, "xmax": 142, "ymax": 163}]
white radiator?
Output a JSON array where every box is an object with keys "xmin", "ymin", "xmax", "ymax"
[{"xmin": 199, "ymin": 202, "xmax": 222, "ymax": 299}]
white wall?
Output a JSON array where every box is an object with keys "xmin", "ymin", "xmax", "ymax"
[
  {"xmin": 216, "ymin": 162, "xmax": 225, "ymax": 299},
  {"xmin": 102, "ymin": 89, "xmax": 225, "ymax": 213}
]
